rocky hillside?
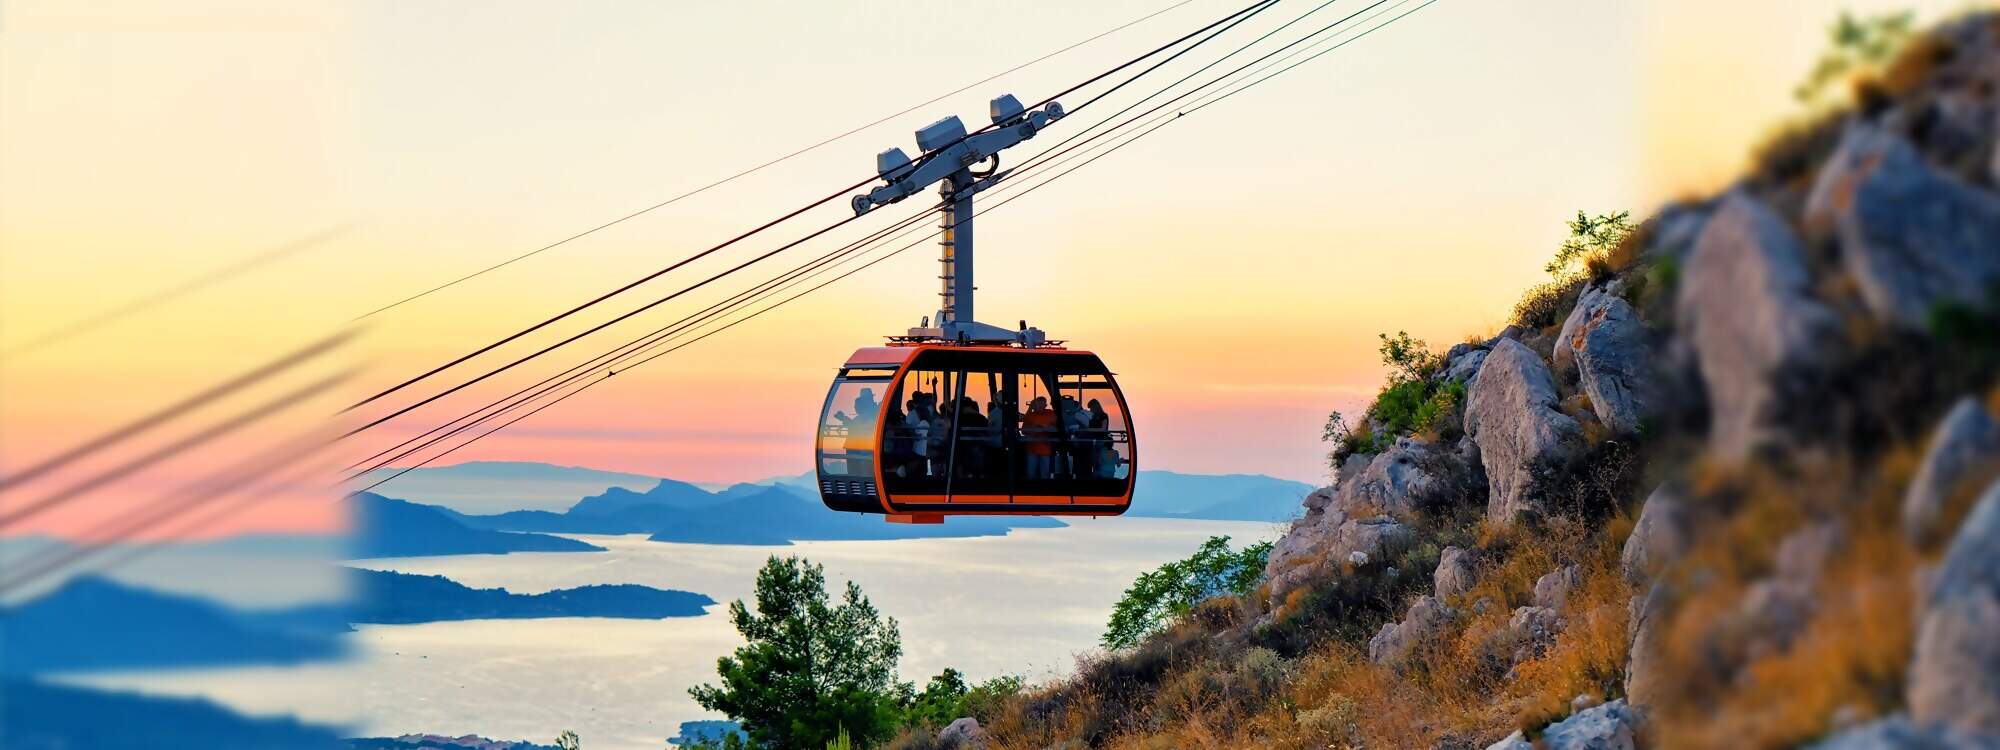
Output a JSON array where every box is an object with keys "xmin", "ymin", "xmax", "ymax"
[{"xmin": 898, "ymin": 12, "xmax": 2000, "ymax": 750}]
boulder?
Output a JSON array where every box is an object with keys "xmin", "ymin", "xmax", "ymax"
[
  {"xmin": 1267, "ymin": 486, "xmax": 1346, "ymax": 583},
  {"xmin": 1910, "ymin": 479, "xmax": 2000, "ymax": 735},
  {"xmin": 1565, "ymin": 290, "xmax": 1656, "ymax": 435},
  {"xmin": 1435, "ymin": 546, "xmax": 1479, "ymax": 600},
  {"xmin": 1645, "ymin": 202, "xmax": 1711, "ymax": 263},
  {"xmin": 1539, "ymin": 699, "xmax": 1641, "ymax": 750},
  {"xmin": 1904, "ymin": 398, "xmax": 2000, "ymax": 545},
  {"xmin": 1810, "ymin": 715, "xmax": 2000, "ymax": 749},
  {"xmin": 1342, "ymin": 437, "xmax": 1450, "ymax": 516},
  {"xmin": 1624, "ymin": 583, "xmax": 1670, "ymax": 709},
  {"xmin": 1736, "ymin": 521, "xmax": 1843, "ymax": 658},
  {"xmin": 1336, "ymin": 452, "xmax": 1373, "ymax": 486},
  {"xmin": 1506, "ymin": 605, "xmax": 1565, "ymax": 664},
  {"xmin": 1535, "ymin": 565, "xmax": 1582, "ymax": 611},
  {"xmin": 1465, "ymin": 338, "xmax": 1584, "ymax": 523},
  {"xmin": 1804, "ymin": 126, "xmax": 2000, "ymax": 330},
  {"xmin": 937, "ymin": 717, "xmax": 986, "ymax": 749},
  {"xmin": 1622, "ymin": 484, "xmax": 1693, "ymax": 586},
  {"xmin": 1336, "ymin": 516, "xmax": 1415, "ymax": 562},
  {"xmin": 1553, "ymin": 283, "xmax": 1613, "ymax": 375},
  {"xmin": 1267, "ymin": 514, "xmax": 1414, "ymax": 602},
  {"xmin": 1676, "ymin": 192, "xmax": 1840, "ymax": 462},
  {"xmin": 1774, "ymin": 521, "xmax": 1843, "ymax": 582},
  {"xmin": 1486, "ymin": 700, "xmax": 1641, "ymax": 750},
  {"xmin": 1267, "ymin": 438, "xmax": 1455, "ymax": 600},
  {"xmin": 1444, "ymin": 345, "xmax": 1491, "ymax": 385},
  {"xmin": 1369, "ymin": 594, "xmax": 1455, "ymax": 666}
]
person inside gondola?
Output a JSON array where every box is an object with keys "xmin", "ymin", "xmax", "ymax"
[
  {"xmin": 832, "ymin": 387, "xmax": 879, "ymax": 476},
  {"xmin": 985, "ymin": 397, "xmax": 1011, "ymax": 478},
  {"xmin": 884, "ymin": 399, "xmax": 910, "ymax": 475},
  {"xmin": 955, "ymin": 398, "xmax": 988, "ymax": 478},
  {"xmin": 891, "ymin": 394, "xmax": 928, "ymax": 478},
  {"xmin": 1057, "ymin": 395, "xmax": 1089, "ymax": 478},
  {"xmin": 926, "ymin": 394, "xmax": 951, "ymax": 477},
  {"xmin": 1086, "ymin": 398, "xmax": 1117, "ymax": 478},
  {"xmin": 1022, "ymin": 396, "xmax": 1056, "ymax": 479}
]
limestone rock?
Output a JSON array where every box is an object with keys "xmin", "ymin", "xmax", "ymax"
[
  {"xmin": 1804, "ymin": 126, "xmax": 2000, "ymax": 330},
  {"xmin": 1676, "ymin": 192, "xmax": 1840, "ymax": 462},
  {"xmin": 1646, "ymin": 202, "xmax": 1711, "ymax": 262},
  {"xmin": 1553, "ymin": 284, "xmax": 1608, "ymax": 375},
  {"xmin": 1737, "ymin": 522, "xmax": 1843, "ymax": 658},
  {"xmin": 1342, "ymin": 437, "xmax": 1449, "ymax": 517},
  {"xmin": 1369, "ymin": 594, "xmax": 1455, "ymax": 666},
  {"xmin": 1538, "ymin": 699, "xmax": 1640, "ymax": 750},
  {"xmin": 1506, "ymin": 605, "xmax": 1565, "ymax": 664},
  {"xmin": 1622, "ymin": 484, "xmax": 1693, "ymax": 586},
  {"xmin": 1535, "ymin": 565, "xmax": 1582, "ymax": 611},
  {"xmin": 1911, "ymin": 479, "xmax": 2000, "ymax": 735},
  {"xmin": 1267, "ymin": 514, "xmax": 1414, "ymax": 602},
  {"xmin": 1774, "ymin": 521, "xmax": 1843, "ymax": 583},
  {"xmin": 937, "ymin": 717, "xmax": 986, "ymax": 749},
  {"xmin": 1565, "ymin": 289, "xmax": 1656, "ymax": 435},
  {"xmin": 1810, "ymin": 715, "xmax": 2000, "ymax": 749},
  {"xmin": 1444, "ymin": 345, "xmax": 1491, "ymax": 385},
  {"xmin": 1905, "ymin": 398, "xmax": 2000, "ymax": 544},
  {"xmin": 1435, "ymin": 546, "xmax": 1479, "ymax": 600},
  {"xmin": 1624, "ymin": 583, "xmax": 1670, "ymax": 709},
  {"xmin": 1466, "ymin": 338, "xmax": 1583, "ymax": 523}
]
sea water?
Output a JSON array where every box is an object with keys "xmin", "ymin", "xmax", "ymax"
[{"xmin": 60, "ymin": 517, "xmax": 1280, "ymax": 750}]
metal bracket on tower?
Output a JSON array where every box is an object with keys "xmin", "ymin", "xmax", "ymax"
[{"xmin": 850, "ymin": 94, "xmax": 1064, "ymax": 346}]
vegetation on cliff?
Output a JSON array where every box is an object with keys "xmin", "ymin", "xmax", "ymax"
[{"xmin": 947, "ymin": 10, "xmax": 2000, "ymax": 749}]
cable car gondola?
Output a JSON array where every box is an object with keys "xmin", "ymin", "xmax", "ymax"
[{"xmin": 815, "ymin": 95, "xmax": 1136, "ymax": 523}]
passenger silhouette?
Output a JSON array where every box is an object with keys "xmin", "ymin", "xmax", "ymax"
[
  {"xmin": 1058, "ymin": 395, "xmax": 1088, "ymax": 478},
  {"xmin": 1022, "ymin": 396, "xmax": 1056, "ymax": 479},
  {"xmin": 1086, "ymin": 398, "xmax": 1117, "ymax": 478},
  {"xmin": 831, "ymin": 387, "xmax": 879, "ymax": 476},
  {"xmin": 956, "ymin": 398, "xmax": 989, "ymax": 478}
]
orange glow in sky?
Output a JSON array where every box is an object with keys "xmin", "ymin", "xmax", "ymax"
[{"xmin": 2, "ymin": 0, "xmax": 1981, "ymax": 538}]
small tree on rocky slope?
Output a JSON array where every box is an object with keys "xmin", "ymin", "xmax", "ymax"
[
  {"xmin": 1102, "ymin": 535, "xmax": 1272, "ymax": 650},
  {"xmin": 691, "ymin": 556, "xmax": 904, "ymax": 749}
]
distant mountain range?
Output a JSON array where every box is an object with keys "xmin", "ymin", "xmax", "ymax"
[
  {"xmin": 1125, "ymin": 471, "xmax": 1315, "ymax": 522},
  {"xmin": 455, "ymin": 482, "xmax": 1065, "ymax": 545},
  {"xmin": 347, "ymin": 735, "xmax": 559, "ymax": 750},
  {"xmin": 363, "ymin": 461, "xmax": 1315, "ymax": 528},
  {"xmin": 352, "ymin": 568, "xmax": 714, "ymax": 624},
  {"xmin": 354, "ymin": 461, "xmax": 661, "ymax": 514},
  {"xmin": 2, "ymin": 679, "xmax": 344, "ymax": 750},
  {"xmin": 0, "ymin": 576, "xmax": 347, "ymax": 675},
  {"xmin": 349, "ymin": 493, "xmax": 606, "ymax": 558},
  {"xmin": 0, "ymin": 533, "xmax": 350, "ymax": 609}
]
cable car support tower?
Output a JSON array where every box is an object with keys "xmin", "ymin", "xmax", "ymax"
[{"xmin": 851, "ymin": 94, "xmax": 1064, "ymax": 347}]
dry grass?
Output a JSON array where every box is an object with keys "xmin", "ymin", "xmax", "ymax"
[
  {"xmin": 1647, "ymin": 448, "xmax": 1928, "ymax": 749},
  {"xmin": 1505, "ymin": 536, "xmax": 1634, "ymax": 731},
  {"xmin": 1000, "ymin": 512, "xmax": 1635, "ymax": 750}
]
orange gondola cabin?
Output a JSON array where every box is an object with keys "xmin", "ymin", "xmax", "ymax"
[{"xmin": 816, "ymin": 344, "xmax": 1134, "ymax": 523}]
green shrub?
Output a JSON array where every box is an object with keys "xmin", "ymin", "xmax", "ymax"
[
  {"xmin": 1103, "ymin": 536, "xmax": 1272, "ymax": 650},
  {"xmin": 1378, "ymin": 330, "xmax": 1443, "ymax": 382},
  {"xmin": 1794, "ymin": 10, "xmax": 1917, "ymax": 106},
  {"xmin": 895, "ymin": 669, "xmax": 1024, "ymax": 731},
  {"xmin": 1545, "ymin": 211, "xmax": 1635, "ymax": 278}
]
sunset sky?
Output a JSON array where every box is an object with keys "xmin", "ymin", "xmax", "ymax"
[{"xmin": 1, "ymin": 0, "xmax": 1978, "ymax": 538}]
